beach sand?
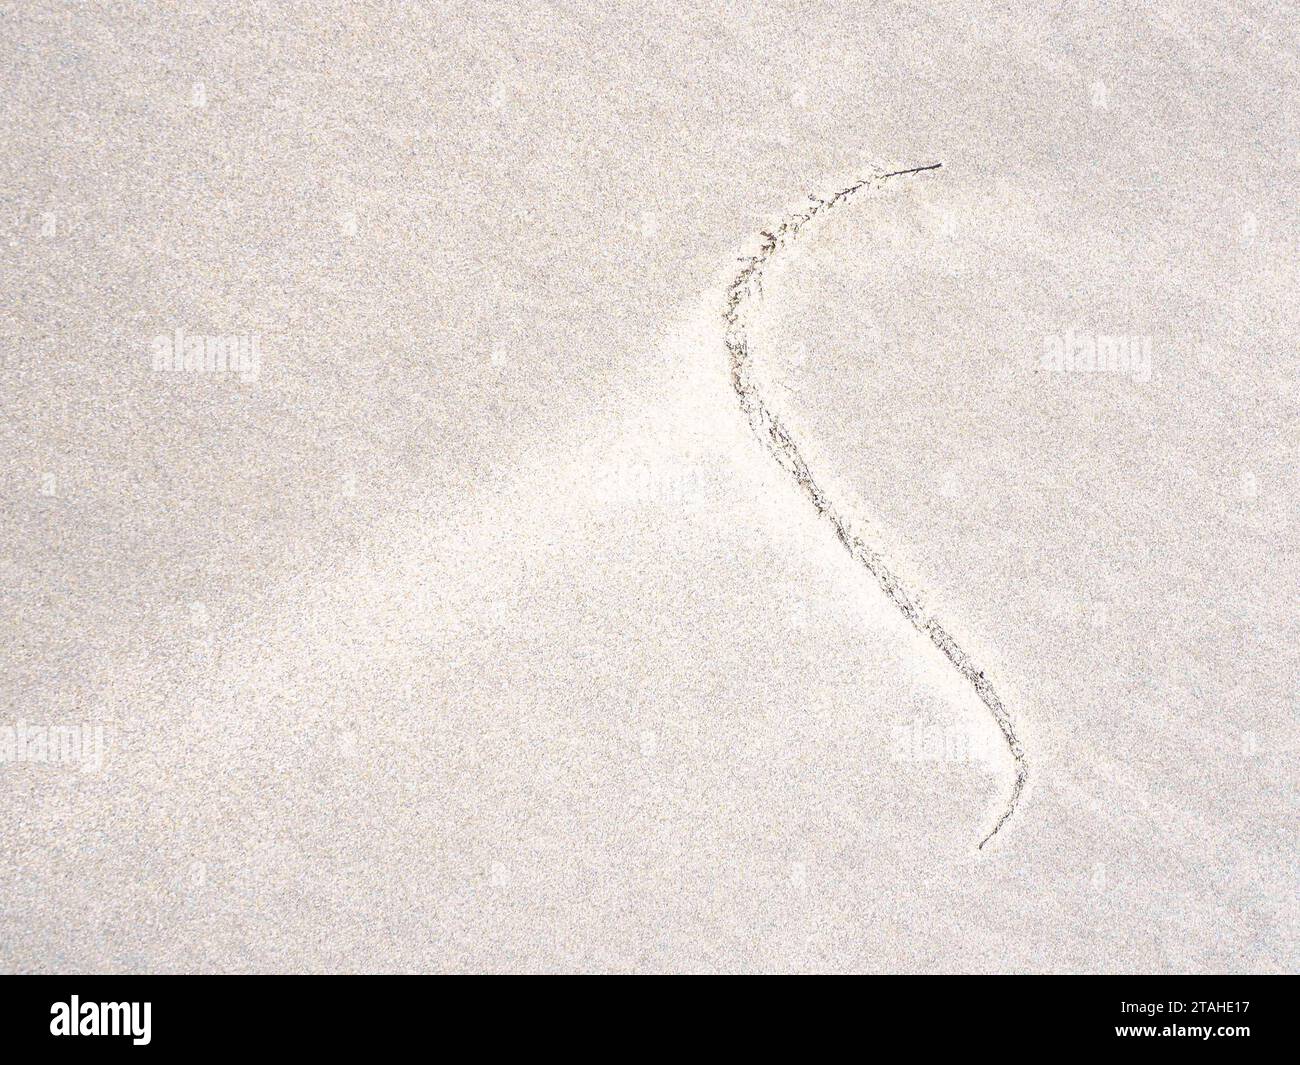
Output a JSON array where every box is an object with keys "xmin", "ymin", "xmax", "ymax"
[{"xmin": 2, "ymin": 2, "xmax": 1295, "ymax": 971}]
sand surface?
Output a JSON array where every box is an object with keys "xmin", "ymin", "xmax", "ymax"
[{"xmin": 2, "ymin": 2, "xmax": 1296, "ymax": 971}]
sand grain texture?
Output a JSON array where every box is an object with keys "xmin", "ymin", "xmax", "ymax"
[{"xmin": 2, "ymin": 1, "xmax": 1296, "ymax": 972}]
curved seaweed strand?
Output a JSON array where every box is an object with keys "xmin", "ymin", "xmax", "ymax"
[{"xmin": 723, "ymin": 163, "xmax": 1027, "ymax": 849}]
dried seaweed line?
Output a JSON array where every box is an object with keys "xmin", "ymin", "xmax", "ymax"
[{"xmin": 724, "ymin": 163, "xmax": 1028, "ymax": 850}]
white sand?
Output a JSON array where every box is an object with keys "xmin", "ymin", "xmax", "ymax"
[{"xmin": 2, "ymin": 2, "xmax": 1295, "ymax": 971}]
